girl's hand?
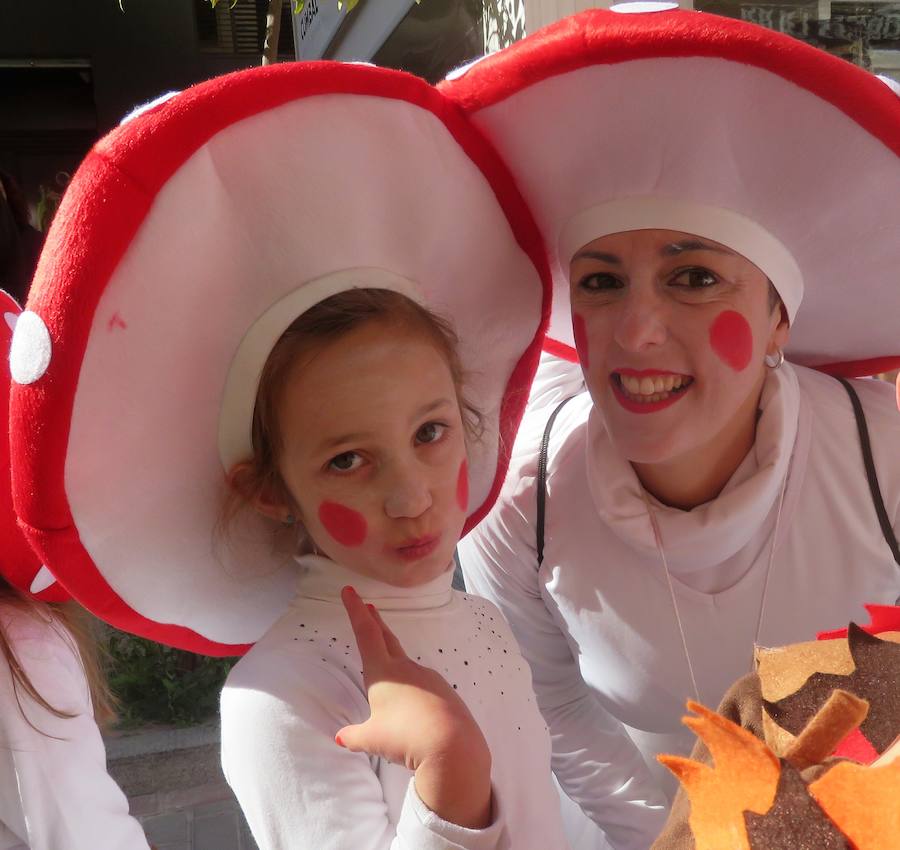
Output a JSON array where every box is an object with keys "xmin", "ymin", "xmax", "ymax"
[{"xmin": 336, "ymin": 586, "xmax": 493, "ymax": 830}]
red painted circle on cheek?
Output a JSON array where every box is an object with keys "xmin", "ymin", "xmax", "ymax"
[
  {"xmin": 456, "ymin": 460, "xmax": 469, "ymax": 512},
  {"xmin": 572, "ymin": 313, "xmax": 590, "ymax": 369},
  {"xmin": 318, "ymin": 501, "xmax": 368, "ymax": 548},
  {"xmin": 709, "ymin": 310, "xmax": 753, "ymax": 372}
]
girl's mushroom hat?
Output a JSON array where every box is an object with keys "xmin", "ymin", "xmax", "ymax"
[
  {"xmin": 8, "ymin": 62, "xmax": 550, "ymax": 655},
  {"xmin": 0, "ymin": 290, "xmax": 67, "ymax": 602},
  {"xmin": 440, "ymin": 4, "xmax": 900, "ymax": 376}
]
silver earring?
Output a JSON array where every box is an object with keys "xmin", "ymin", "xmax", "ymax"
[
  {"xmin": 283, "ymin": 514, "xmax": 296, "ymax": 526},
  {"xmin": 765, "ymin": 348, "xmax": 785, "ymax": 369}
]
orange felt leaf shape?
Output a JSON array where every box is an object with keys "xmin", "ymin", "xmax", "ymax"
[
  {"xmin": 659, "ymin": 701, "xmax": 780, "ymax": 850},
  {"xmin": 809, "ymin": 759, "xmax": 900, "ymax": 850}
]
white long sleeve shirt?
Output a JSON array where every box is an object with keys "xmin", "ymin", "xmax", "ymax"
[
  {"xmin": 220, "ymin": 556, "xmax": 570, "ymax": 850},
  {"xmin": 0, "ymin": 604, "xmax": 150, "ymax": 850},
  {"xmin": 458, "ymin": 360, "xmax": 900, "ymax": 850}
]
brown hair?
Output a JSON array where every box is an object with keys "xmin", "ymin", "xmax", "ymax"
[
  {"xmin": 0, "ymin": 576, "xmax": 117, "ymax": 731},
  {"xmin": 226, "ymin": 288, "xmax": 482, "ymax": 536}
]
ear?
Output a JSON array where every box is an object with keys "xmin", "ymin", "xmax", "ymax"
[
  {"xmin": 227, "ymin": 461, "xmax": 294, "ymax": 524},
  {"xmin": 766, "ymin": 303, "xmax": 790, "ymax": 357}
]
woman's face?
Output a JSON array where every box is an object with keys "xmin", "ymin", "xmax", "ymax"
[
  {"xmin": 569, "ymin": 228, "xmax": 789, "ymax": 465},
  {"xmin": 271, "ymin": 319, "xmax": 469, "ymax": 587}
]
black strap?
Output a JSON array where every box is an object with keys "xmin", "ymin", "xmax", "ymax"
[
  {"xmin": 536, "ymin": 396, "xmax": 576, "ymax": 566},
  {"xmin": 836, "ymin": 377, "xmax": 900, "ymax": 570}
]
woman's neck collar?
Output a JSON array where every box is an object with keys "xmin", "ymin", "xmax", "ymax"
[{"xmin": 631, "ymin": 371, "xmax": 766, "ymax": 511}]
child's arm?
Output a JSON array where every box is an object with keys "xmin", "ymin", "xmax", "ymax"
[
  {"xmin": 336, "ymin": 586, "xmax": 493, "ymax": 830},
  {"xmin": 0, "ymin": 615, "xmax": 152, "ymax": 850},
  {"xmin": 220, "ymin": 603, "xmax": 507, "ymax": 850}
]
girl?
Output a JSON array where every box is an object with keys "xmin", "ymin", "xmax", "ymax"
[
  {"xmin": 220, "ymin": 286, "xmax": 568, "ymax": 848},
  {"xmin": 6, "ymin": 63, "xmax": 570, "ymax": 848},
  {"xmin": 0, "ymin": 291, "xmax": 150, "ymax": 850},
  {"xmin": 443, "ymin": 8, "xmax": 900, "ymax": 849}
]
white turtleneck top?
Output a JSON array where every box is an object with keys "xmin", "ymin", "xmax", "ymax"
[
  {"xmin": 458, "ymin": 357, "xmax": 900, "ymax": 850},
  {"xmin": 220, "ymin": 556, "xmax": 570, "ymax": 850}
]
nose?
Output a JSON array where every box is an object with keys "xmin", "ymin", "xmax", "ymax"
[
  {"xmin": 612, "ymin": 289, "xmax": 668, "ymax": 353},
  {"xmin": 383, "ymin": 460, "xmax": 433, "ymax": 520}
]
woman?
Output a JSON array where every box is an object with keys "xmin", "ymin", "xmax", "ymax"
[{"xmin": 444, "ymin": 8, "xmax": 900, "ymax": 849}]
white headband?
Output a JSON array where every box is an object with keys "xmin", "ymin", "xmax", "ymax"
[
  {"xmin": 217, "ymin": 267, "xmax": 424, "ymax": 470},
  {"xmin": 559, "ymin": 197, "xmax": 804, "ymax": 323}
]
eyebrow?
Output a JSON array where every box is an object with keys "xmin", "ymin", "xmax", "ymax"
[
  {"xmin": 570, "ymin": 249, "xmax": 622, "ymax": 265},
  {"xmin": 571, "ymin": 239, "xmax": 736, "ymax": 265},
  {"xmin": 316, "ymin": 397, "xmax": 455, "ymax": 453},
  {"xmin": 661, "ymin": 239, "xmax": 736, "ymax": 257}
]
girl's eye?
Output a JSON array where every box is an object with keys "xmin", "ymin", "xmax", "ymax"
[
  {"xmin": 416, "ymin": 422, "xmax": 447, "ymax": 445},
  {"xmin": 328, "ymin": 452, "xmax": 363, "ymax": 473},
  {"xmin": 671, "ymin": 268, "xmax": 718, "ymax": 288},
  {"xmin": 577, "ymin": 272, "xmax": 623, "ymax": 292}
]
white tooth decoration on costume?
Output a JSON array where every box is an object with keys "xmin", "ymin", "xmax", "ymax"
[
  {"xmin": 9, "ymin": 63, "xmax": 550, "ymax": 654},
  {"xmin": 441, "ymin": 7, "xmax": 900, "ymax": 377}
]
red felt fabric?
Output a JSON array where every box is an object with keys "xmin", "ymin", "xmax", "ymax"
[
  {"xmin": 0, "ymin": 291, "xmax": 67, "ymax": 602},
  {"xmin": 441, "ymin": 9, "xmax": 900, "ymax": 161},
  {"xmin": 9, "ymin": 63, "xmax": 549, "ymax": 654},
  {"xmin": 818, "ymin": 605, "xmax": 900, "ymax": 640}
]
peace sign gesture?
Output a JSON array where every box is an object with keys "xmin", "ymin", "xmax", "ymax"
[{"xmin": 336, "ymin": 586, "xmax": 494, "ymax": 830}]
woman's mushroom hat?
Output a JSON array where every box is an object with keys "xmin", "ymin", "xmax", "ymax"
[
  {"xmin": 0, "ymin": 290, "xmax": 67, "ymax": 602},
  {"xmin": 441, "ymin": 5, "xmax": 900, "ymax": 376},
  {"xmin": 9, "ymin": 63, "xmax": 550, "ymax": 655}
]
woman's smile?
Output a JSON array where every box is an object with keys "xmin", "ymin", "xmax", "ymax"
[{"xmin": 610, "ymin": 368, "xmax": 694, "ymax": 414}]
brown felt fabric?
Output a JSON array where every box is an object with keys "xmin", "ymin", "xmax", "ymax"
[
  {"xmin": 651, "ymin": 676, "xmax": 765, "ymax": 850},
  {"xmin": 783, "ymin": 690, "xmax": 869, "ymax": 770},
  {"xmin": 765, "ymin": 625, "xmax": 900, "ymax": 753},
  {"xmin": 743, "ymin": 762, "xmax": 851, "ymax": 849}
]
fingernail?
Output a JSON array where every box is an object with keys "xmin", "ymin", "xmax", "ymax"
[
  {"xmin": 366, "ymin": 603, "xmax": 376, "ymax": 613},
  {"xmin": 335, "ymin": 734, "xmax": 345, "ymax": 747},
  {"xmin": 342, "ymin": 585, "xmax": 356, "ymax": 596}
]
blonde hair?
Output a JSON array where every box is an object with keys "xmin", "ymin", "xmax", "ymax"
[
  {"xmin": 0, "ymin": 577, "xmax": 117, "ymax": 730},
  {"xmin": 225, "ymin": 288, "xmax": 482, "ymax": 538}
]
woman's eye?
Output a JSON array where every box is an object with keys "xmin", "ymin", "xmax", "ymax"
[
  {"xmin": 328, "ymin": 452, "xmax": 362, "ymax": 473},
  {"xmin": 416, "ymin": 422, "xmax": 447, "ymax": 445},
  {"xmin": 671, "ymin": 268, "xmax": 718, "ymax": 288},
  {"xmin": 577, "ymin": 272, "xmax": 623, "ymax": 292}
]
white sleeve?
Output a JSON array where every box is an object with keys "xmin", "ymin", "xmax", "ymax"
[
  {"xmin": 220, "ymin": 654, "xmax": 508, "ymax": 850},
  {"xmin": 0, "ymin": 623, "xmax": 151, "ymax": 850},
  {"xmin": 458, "ymin": 474, "xmax": 668, "ymax": 850}
]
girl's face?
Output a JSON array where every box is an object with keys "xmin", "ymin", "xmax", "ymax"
[
  {"xmin": 272, "ymin": 319, "xmax": 469, "ymax": 587},
  {"xmin": 569, "ymin": 228, "xmax": 789, "ymax": 465}
]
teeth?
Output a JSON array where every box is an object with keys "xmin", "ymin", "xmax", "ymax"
[{"xmin": 617, "ymin": 372, "xmax": 691, "ymax": 403}]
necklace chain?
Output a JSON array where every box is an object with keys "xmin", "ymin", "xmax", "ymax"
[{"xmin": 641, "ymin": 470, "xmax": 789, "ymax": 706}]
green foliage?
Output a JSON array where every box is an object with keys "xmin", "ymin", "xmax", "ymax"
[{"xmin": 106, "ymin": 629, "xmax": 236, "ymax": 728}]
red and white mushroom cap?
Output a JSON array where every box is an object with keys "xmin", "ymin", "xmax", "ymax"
[
  {"xmin": 441, "ymin": 6, "xmax": 900, "ymax": 376},
  {"xmin": 9, "ymin": 63, "xmax": 549, "ymax": 655},
  {"xmin": 0, "ymin": 290, "xmax": 67, "ymax": 602}
]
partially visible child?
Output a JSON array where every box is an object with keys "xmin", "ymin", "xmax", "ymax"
[{"xmin": 0, "ymin": 290, "xmax": 151, "ymax": 850}]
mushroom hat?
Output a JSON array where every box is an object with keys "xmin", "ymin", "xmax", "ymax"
[
  {"xmin": 441, "ymin": 5, "xmax": 900, "ymax": 376},
  {"xmin": 9, "ymin": 62, "xmax": 550, "ymax": 655},
  {"xmin": 0, "ymin": 290, "xmax": 67, "ymax": 602}
]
